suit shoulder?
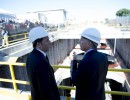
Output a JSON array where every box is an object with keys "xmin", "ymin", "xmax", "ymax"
[
  {"xmin": 27, "ymin": 51, "xmax": 44, "ymax": 63},
  {"xmin": 97, "ymin": 51, "xmax": 108, "ymax": 61}
]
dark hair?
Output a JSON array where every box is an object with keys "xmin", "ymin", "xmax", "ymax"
[
  {"xmin": 33, "ymin": 38, "xmax": 43, "ymax": 48},
  {"xmin": 91, "ymin": 42, "xmax": 98, "ymax": 49},
  {"xmin": 82, "ymin": 36, "xmax": 98, "ymax": 49}
]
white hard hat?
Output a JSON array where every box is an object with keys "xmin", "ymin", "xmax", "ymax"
[
  {"xmin": 81, "ymin": 28, "xmax": 101, "ymax": 44},
  {"xmin": 29, "ymin": 26, "xmax": 48, "ymax": 42}
]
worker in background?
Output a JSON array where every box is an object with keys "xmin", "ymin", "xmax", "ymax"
[
  {"xmin": 1, "ymin": 25, "xmax": 9, "ymax": 47},
  {"xmin": 70, "ymin": 28, "xmax": 108, "ymax": 100},
  {"xmin": 26, "ymin": 26, "xmax": 60, "ymax": 100}
]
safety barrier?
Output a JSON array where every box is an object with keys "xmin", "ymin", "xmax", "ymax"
[
  {"xmin": 0, "ymin": 33, "xmax": 28, "ymax": 47},
  {"xmin": 0, "ymin": 61, "xmax": 130, "ymax": 100},
  {"xmin": 8, "ymin": 33, "xmax": 28, "ymax": 43}
]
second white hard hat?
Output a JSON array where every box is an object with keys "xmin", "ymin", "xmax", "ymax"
[
  {"xmin": 81, "ymin": 28, "xmax": 101, "ymax": 44},
  {"xmin": 29, "ymin": 26, "xmax": 48, "ymax": 42}
]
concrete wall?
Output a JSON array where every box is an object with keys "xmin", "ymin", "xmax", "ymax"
[
  {"xmin": 108, "ymin": 39, "xmax": 130, "ymax": 98},
  {"xmin": 48, "ymin": 39, "xmax": 78, "ymax": 65},
  {"xmin": 108, "ymin": 39, "xmax": 130, "ymax": 69}
]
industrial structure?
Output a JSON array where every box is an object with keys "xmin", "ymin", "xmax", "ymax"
[{"xmin": 0, "ymin": 8, "xmax": 130, "ymax": 100}]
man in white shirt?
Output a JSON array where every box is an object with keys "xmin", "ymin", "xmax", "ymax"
[{"xmin": 1, "ymin": 26, "xmax": 8, "ymax": 47}]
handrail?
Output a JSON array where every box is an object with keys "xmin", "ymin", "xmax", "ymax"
[
  {"xmin": 8, "ymin": 33, "xmax": 28, "ymax": 43},
  {"xmin": 58, "ymin": 86, "xmax": 130, "ymax": 96},
  {"xmin": 0, "ymin": 33, "xmax": 28, "ymax": 47},
  {"xmin": 1, "ymin": 62, "xmax": 130, "ymax": 72},
  {"xmin": 0, "ymin": 61, "xmax": 130, "ymax": 100}
]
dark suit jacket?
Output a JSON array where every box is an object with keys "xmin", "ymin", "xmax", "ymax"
[
  {"xmin": 26, "ymin": 49, "xmax": 60, "ymax": 100},
  {"xmin": 71, "ymin": 50, "xmax": 108, "ymax": 100}
]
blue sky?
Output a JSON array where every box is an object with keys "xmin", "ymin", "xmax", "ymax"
[{"xmin": 0, "ymin": 0, "xmax": 130, "ymax": 21}]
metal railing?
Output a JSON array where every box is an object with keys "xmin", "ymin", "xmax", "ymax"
[
  {"xmin": 8, "ymin": 33, "xmax": 28, "ymax": 43},
  {"xmin": 0, "ymin": 61, "xmax": 130, "ymax": 100},
  {"xmin": 0, "ymin": 33, "xmax": 28, "ymax": 47}
]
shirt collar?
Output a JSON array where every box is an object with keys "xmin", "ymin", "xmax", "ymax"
[
  {"xmin": 85, "ymin": 49, "xmax": 94, "ymax": 55},
  {"xmin": 36, "ymin": 49, "xmax": 46, "ymax": 57}
]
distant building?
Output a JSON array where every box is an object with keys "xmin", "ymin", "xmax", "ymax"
[
  {"xmin": 0, "ymin": 8, "xmax": 28, "ymax": 34},
  {"xmin": 116, "ymin": 15, "xmax": 130, "ymax": 26},
  {"xmin": 26, "ymin": 9, "xmax": 67, "ymax": 28},
  {"xmin": 0, "ymin": 8, "xmax": 16, "ymax": 23},
  {"xmin": 41, "ymin": 9, "xmax": 67, "ymax": 25}
]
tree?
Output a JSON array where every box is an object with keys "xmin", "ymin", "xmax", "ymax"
[{"xmin": 116, "ymin": 8, "xmax": 130, "ymax": 17}]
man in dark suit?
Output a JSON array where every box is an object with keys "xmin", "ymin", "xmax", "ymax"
[
  {"xmin": 70, "ymin": 28, "xmax": 108, "ymax": 100},
  {"xmin": 26, "ymin": 26, "xmax": 60, "ymax": 100}
]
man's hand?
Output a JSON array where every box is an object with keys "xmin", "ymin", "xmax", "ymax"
[
  {"xmin": 72, "ymin": 51, "xmax": 77, "ymax": 60},
  {"xmin": 69, "ymin": 51, "xmax": 77, "ymax": 61}
]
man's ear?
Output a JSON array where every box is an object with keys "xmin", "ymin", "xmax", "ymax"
[
  {"xmin": 36, "ymin": 42, "xmax": 41, "ymax": 48},
  {"xmin": 87, "ymin": 41, "xmax": 92, "ymax": 47}
]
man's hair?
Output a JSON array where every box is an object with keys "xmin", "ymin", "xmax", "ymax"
[
  {"xmin": 91, "ymin": 42, "xmax": 98, "ymax": 49},
  {"xmin": 83, "ymin": 37, "xmax": 98, "ymax": 49},
  {"xmin": 33, "ymin": 38, "xmax": 43, "ymax": 48}
]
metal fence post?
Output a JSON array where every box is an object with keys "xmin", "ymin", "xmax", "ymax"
[{"xmin": 9, "ymin": 64, "xmax": 18, "ymax": 92}]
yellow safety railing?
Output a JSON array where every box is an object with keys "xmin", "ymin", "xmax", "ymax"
[
  {"xmin": 0, "ymin": 61, "xmax": 130, "ymax": 100},
  {"xmin": 0, "ymin": 33, "xmax": 28, "ymax": 47},
  {"xmin": 8, "ymin": 33, "xmax": 28, "ymax": 43}
]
